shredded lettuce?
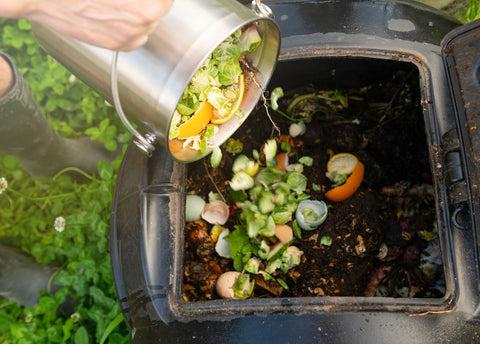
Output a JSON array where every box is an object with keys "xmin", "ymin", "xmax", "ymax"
[
  {"xmin": 238, "ymin": 25, "xmax": 262, "ymax": 55},
  {"xmin": 218, "ymin": 60, "xmax": 242, "ymax": 86},
  {"xmin": 172, "ymin": 26, "xmax": 262, "ymax": 149},
  {"xmin": 270, "ymin": 87, "xmax": 284, "ymax": 111},
  {"xmin": 232, "ymin": 273, "xmax": 255, "ymax": 299},
  {"xmin": 286, "ymin": 172, "xmax": 308, "ymax": 194}
]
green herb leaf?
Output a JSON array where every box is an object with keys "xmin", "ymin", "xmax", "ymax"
[{"xmin": 226, "ymin": 227, "xmax": 252, "ymax": 271}]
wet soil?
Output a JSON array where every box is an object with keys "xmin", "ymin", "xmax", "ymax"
[{"xmin": 183, "ymin": 67, "xmax": 445, "ymax": 301}]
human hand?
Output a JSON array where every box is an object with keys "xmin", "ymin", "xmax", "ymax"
[{"xmin": 0, "ymin": 0, "xmax": 174, "ymax": 51}]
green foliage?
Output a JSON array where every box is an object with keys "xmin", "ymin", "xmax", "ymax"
[
  {"xmin": 0, "ymin": 154, "xmax": 130, "ymax": 343},
  {"xmin": 0, "ymin": 19, "xmax": 131, "ymax": 343},
  {"xmin": 465, "ymin": 0, "xmax": 480, "ymax": 22},
  {"xmin": 0, "ymin": 18, "xmax": 126, "ymax": 144}
]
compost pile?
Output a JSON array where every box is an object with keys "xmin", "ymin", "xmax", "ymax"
[{"xmin": 182, "ymin": 68, "xmax": 445, "ymax": 301}]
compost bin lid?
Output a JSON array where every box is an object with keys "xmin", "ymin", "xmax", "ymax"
[
  {"xmin": 441, "ymin": 19, "xmax": 480, "ymax": 234},
  {"xmin": 442, "ymin": 19, "xmax": 480, "ymax": 138}
]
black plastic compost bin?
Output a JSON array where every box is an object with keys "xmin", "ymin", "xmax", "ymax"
[{"xmin": 110, "ymin": 1, "xmax": 480, "ymax": 342}]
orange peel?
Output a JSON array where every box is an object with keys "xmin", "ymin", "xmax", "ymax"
[
  {"xmin": 325, "ymin": 161, "xmax": 364, "ymax": 202},
  {"xmin": 177, "ymin": 101, "xmax": 214, "ymax": 139},
  {"xmin": 211, "ymin": 74, "xmax": 245, "ymax": 124},
  {"xmin": 327, "ymin": 153, "xmax": 358, "ymax": 175}
]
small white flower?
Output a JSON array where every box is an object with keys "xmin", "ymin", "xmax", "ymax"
[
  {"xmin": 0, "ymin": 177, "xmax": 7, "ymax": 194},
  {"xmin": 68, "ymin": 74, "xmax": 76, "ymax": 83},
  {"xmin": 70, "ymin": 312, "xmax": 81, "ymax": 323},
  {"xmin": 25, "ymin": 313, "xmax": 33, "ymax": 323},
  {"xmin": 54, "ymin": 216, "xmax": 66, "ymax": 232}
]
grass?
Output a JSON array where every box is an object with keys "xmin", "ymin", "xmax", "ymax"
[{"xmin": 465, "ymin": 0, "xmax": 480, "ymax": 21}]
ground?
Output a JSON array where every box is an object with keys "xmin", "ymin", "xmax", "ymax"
[{"xmin": 182, "ymin": 64, "xmax": 445, "ymax": 301}]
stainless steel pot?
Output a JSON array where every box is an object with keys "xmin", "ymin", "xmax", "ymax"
[{"xmin": 32, "ymin": 0, "xmax": 280, "ymax": 161}]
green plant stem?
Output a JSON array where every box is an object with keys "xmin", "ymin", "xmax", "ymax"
[
  {"xmin": 286, "ymin": 93, "xmax": 317, "ymax": 113},
  {"xmin": 0, "ymin": 300, "xmax": 14, "ymax": 310},
  {"xmin": 274, "ymin": 109, "xmax": 304, "ymax": 122},
  {"xmin": 53, "ymin": 167, "xmax": 94, "ymax": 181},
  {"xmin": 47, "ymin": 266, "xmax": 64, "ymax": 294},
  {"xmin": 7, "ymin": 188, "xmax": 98, "ymax": 201},
  {"xmin": 2, "ymin": 193, "xmax": 14, "ymax": 209}
]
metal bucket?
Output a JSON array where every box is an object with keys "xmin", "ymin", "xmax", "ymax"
[{"xmin": 31, "ymin": 0, "xmax": 280, "ymax": 161}]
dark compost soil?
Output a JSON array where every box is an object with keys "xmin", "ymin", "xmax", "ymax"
[{"xmin": 182, "ymin": 65, "xmax": 445, "ymax": 301}]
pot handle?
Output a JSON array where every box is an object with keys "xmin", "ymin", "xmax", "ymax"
[
  {"xmin": 251, "ymin": 0, "xmax": 274, "ymax": 18},
  {"xmin": 111, "ymin": 51, "xmax": 157, "ymax": 156}
]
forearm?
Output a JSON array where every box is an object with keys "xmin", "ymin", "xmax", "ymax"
[
  {"xmin": 0, "ymin": 0, "xmax": 174, "ymax": 51},
  {"xmin": 0, "ymin": 55, "xmax": 14, "ymax": 98},
  {"xmin": 0, "ymin": 0, "xmax": 35, "ymax": 18}
]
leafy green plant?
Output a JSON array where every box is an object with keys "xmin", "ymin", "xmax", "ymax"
[
  {"xmin": 0, "ymin": 18, "xmax": 131, "ymax": 343},
  {"xmin": 0, "ymin": 19, "xmax": 125, "ymax": 143},
  {"xmin": 0, "ymin": 153, "xmax": 130, "ymax": 343}
]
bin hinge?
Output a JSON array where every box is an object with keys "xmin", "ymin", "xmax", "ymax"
[{"xmin": 442, "ymin": 129, "xmax": 468, "ymax": 205}]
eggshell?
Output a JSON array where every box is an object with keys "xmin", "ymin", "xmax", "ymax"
[
  {"xmin": 185, "ymin": 195, "xmax": 206, "ymax": 222},
  {"xmin": 215, "ymin": 229, "xmax": 231, "ymax": 258},
  {"xmin": 216, "ymin": 271, "xmax": 241, "ymax": 299},
  {"xmin": 275, "ymin": 224, "xmax": 293, "ymax": 244}
]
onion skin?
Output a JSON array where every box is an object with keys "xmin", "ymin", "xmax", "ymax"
[
  {"xmin": 201, "ymin": 200, "xmax": 229, "ymax": 225},
  {"xmin": 274, "ymin": 152, "xmax": 289, "ymax": 172}
]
